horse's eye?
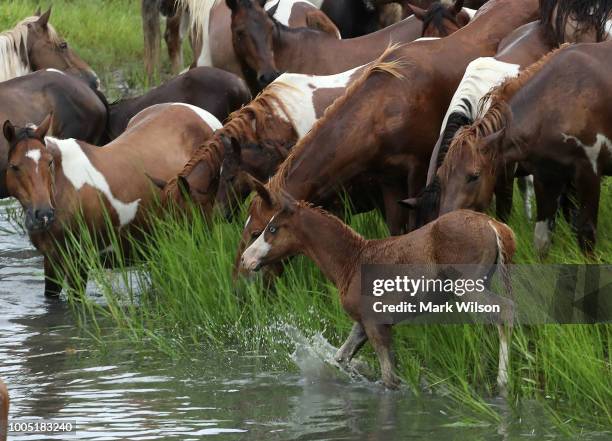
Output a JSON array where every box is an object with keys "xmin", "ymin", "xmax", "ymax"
[
  {"xmin": 59, "ymin": 42, "xmax": 68, "ymax": 50},
  {"xmin": 467, "ymin": 173, "xmax": 480, "ymax": 183},
  {"xmin": 251, "ymin": 230, "xmax": 261, "ymax": 240},
  {"xmin": 268, "ymin": 226, "xmax": 277, "ymax": 234},
  {"xmin": 9, "ymin": 164, "xmax": 19, "ymax": 172}
]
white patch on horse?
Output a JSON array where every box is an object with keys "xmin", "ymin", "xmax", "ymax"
[
  {"xmin": 464, "ymin": 8, "xmax": 477, "ymax": 20},
  {"xmin": 271, "ymin": 65, "xmax": 365, "ymax": 138},
  {"xmin": 440, "ymin": 57, "xmax": 520, "ymax": 133},
  {"xmin": 562, "ymin": 133, "xmax": 611, "ymax": 174},
  {"xmin": 26, "ymin": 149, "xmax": 41, "ymax": 173},
  {"xmin": 265, "ymin": 0, "xmax": 309, "ymax": 26},
  {"xmin": 171, "ymin": 103, "xmax": 223, "ymax": 130},
  {"xmin": 45, "ymin": 68, "xmax": 65, "ymax": 75},
  {"xmin": 534, "ymin": 221, "xmax": 551, "ymax": 255},
  {"xmin": 415, "ymin": 37, "xmax": 440, "ymax": 42},
  {"xmin": 45, "ymin": 137, "xmax": 140, "ymax": 227}
]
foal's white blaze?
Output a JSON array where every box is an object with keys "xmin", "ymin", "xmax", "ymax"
[
  {"xmin": 272, "ymin": 65, "xmax": 364, "ymax": 138},
  {"xmin": 534, "ymin": 220, "xmax": 552, "ymax": 255},
  {"xmin": 26, "ymin": 149, "xmax": 41, "ymax": 173},
  {"xmin": 242, "ymin": 231, "xmax": 271, "ymax": 270},
  {"xmin": 171, "ymin": 103, "xmax": 223, "ymax": 130},
  {"xmin": 45, "ymin": 137, "xmax": 140, "ymax": 227},
  {"xmin": 562, "ymin": 133, "xmax": 611, "ymax": 174}
]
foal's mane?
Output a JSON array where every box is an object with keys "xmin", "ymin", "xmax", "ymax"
[
  {"xmin": 441, "ymin": 45, "xmax": 567, "ymax": 178},
  {"xmin": 264, "ymin": 44, "xmax": 406, "ymax": 199},
  {"xmin": 296, "ymin": 200, "xmax": 365, "ymax": 243},
  {"xmin": 0, "ymin": 16, "xmax": 61, "ymax": 82},
  {"xmin": 164, "ymin": 82, "xmax": 294, "ymax": 194},
  {"xmin": 540, "ymin": 0, "xmax": 612, "ymax": 44}
]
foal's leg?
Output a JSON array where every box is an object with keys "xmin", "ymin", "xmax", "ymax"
[
  {"xmin": 335, "ymin": 322, "xmax": 367, "ymax": 364},
  {"xmin": 363, "ymin": 323, "xmax": 400, "ymax": 389},
  {"xmin": 533, "ymin": 177, "xmax": 564, "ymax": 257},
  {"xmin": 574, "ymin": 163, "xmax": 600, "ymax": 255},
  {"xmin": 44, "ymin": 256, "xmax": 63, "ymax": 298},
  {"xmin": 496, "ymin": 323, "xmax": 512, "ymax": 397}
]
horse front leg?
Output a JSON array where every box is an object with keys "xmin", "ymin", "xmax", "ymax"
[
  {"xmin": 533, "ymin": 177, "xmax": 564, "ymax": 257},
  {"xmin": 363, "ymin": 322, "xmax": 400, "ymax": 389},
  {"xmin": 574, "ymin": 163, "xmax": 600, "ymax": 255},
  {"xmin": 335, "ymin": 322, "xmax": 367, "ymax": 364},
  {"xmin": 44, "ymin": 256, "xmax": 63, "ymax": 298}
]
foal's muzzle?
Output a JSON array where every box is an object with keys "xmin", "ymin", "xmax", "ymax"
[
  {"xmin": 257, "ymin": 71, "xmax": 281, "ymax": 88},
  {"xmin": 25, "ymin": 206, "xmax": 56, "ymax": 232}
]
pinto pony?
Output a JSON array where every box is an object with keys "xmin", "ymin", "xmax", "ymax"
[
  {"xmin": 241, "ymin": 187, "xmax": 515, "ymax": 391},
  {"xmin": 0, "ymin": 8, "xmax": 99, "ymax": 88},
  {"xmin": 3, "ymin": 104, "xmax": 221, "ymax": 297}
]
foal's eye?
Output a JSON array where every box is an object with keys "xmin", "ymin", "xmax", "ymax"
[
  {"xmin": 467, "ymin": 173, "xmax": 480, "ymax": 183},
  {"xmin": 268, "ymin": 226, "xmax": 277, "ymax": 234},
  {"xmin": 9, "ymin": 164, "xmax": 19, "ymax": 172}
]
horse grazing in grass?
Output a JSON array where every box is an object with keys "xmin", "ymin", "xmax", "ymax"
[
  {"xmin": 0, "ymin": 378, "xmax": 7, "ymax": 441},
  {"xmin": 241, "ymin": 186, "xmax": 515, "ymax": 391},
  {"xmin": 228, "ymin": 0, "xmax": 475, "ymax": 90},
  {"xmin": 0, "ymin": 8, "xmax": 99, "ymax": 89},
  {"xmin": 103, "ymin": 67, "xmax": 251, "ymax": 141},
  {"xmin": 3, "ymin": 104, "xmax": 221, "ymax": 297},
  {"xmin": 409, "ymin": 0, "xmax": 612, "ymax": 227},
  {"xmin": 0, "ymin": 70, "xmax": 107, "ymax": 198},
  {"xmin": 436, "ymin": 41, "xmax": 612, "ymax": 255},
  {"xmin": 160, "ymin": 65, "xmax": 366, "ymax": 217},
  {"xmin": 176, "ymin": 0, "xmax": 338, "ymax": 90},
  {"xmin": 236, "ymin": 0, "xmax": 539, "ymax": 275}
]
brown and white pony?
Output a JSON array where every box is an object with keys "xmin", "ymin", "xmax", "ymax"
[
  {"xmin": 0, "ymin": 8, "xmax": 99, "ymax": 89},
  {"xmin": 236, "ymin": 0, "xmax": 539, "ymax": 274},
  {"xmin": 0, "ymin": 378, "xmax": 7, "ymax": 441},
  {"xmin": 3, "ymin": 103, "xmax": 221, "ymax": 297},
  {"xmin": 176, "ymin": 0, "xmax": 339, "ymax": 84},
  {"xmin": 227, "ymin": 0, "xmax": 475, "ymax": 90},
  {"xmin": 241, "ymin": 187, "xmax": 515, "ymax": 391},
  {"xmin": 104, "ymin": 67, "xmax": 251, "ymax": 141},
  {"xmin": 0, "ymin": 70, "xmax": 107, "ymax": 198},
  {"xmin": 436, "ymin": 42, "xmax": 612, "ymax": 255}
]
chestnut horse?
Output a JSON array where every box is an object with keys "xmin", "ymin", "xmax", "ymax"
[
  {"xmin": 0, "ymin": 378, "xmax": 7, "ymax": 441},
  {"xmin": 0, "ymin": 8, "xmax": 99, "ymax": 89},
  {"xmin": 177, "ymin": 0, "xmax": 338, "ymax": 87},
  {"xmin": 160, "ymin": 65, "xmax": 366, "ymax": 216},
  {"xmin": 104, "ymin": 67, "xmax": 251, "ymax": 141},
  {"xmin": 0, "ymin": 70, "xmax": 107, "ymax": 198},
  {"xmin": 3, "ymin": 104, "xmax": 221, "ymax": 297},
  {"xmin": 410, "ymin": 0, "xmax": 612, "ymax": 227},
  {"xmin": 436, "ymin": 42, "xmax": 612, "ymax": 255},
  {"xmin": 228, "ymin": 0, "xmax": 475, "ymax": 90},
  {"xmin": 236, "ymin": 0, "xmax": 539, "ymax": 275},
  {"xmin": 241, "ymin": 187, "xmax": 515, "ymax": 390}
]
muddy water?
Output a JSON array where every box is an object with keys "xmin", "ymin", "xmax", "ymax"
[{"xmin": 0, "ymin": 200, "xmax": 608, "ymax": 440}]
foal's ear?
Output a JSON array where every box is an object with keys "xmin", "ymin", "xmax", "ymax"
[
  {"xmin": 37, "ymin": 7, "xmax": 52, "ymax": 29},
  {"xmin": 34, "ymin": 113, "xmax": 53, "ymax": 140},
  {"xmin": 244, "ymin": 173, "xmax": 274, "ymax": 208},
  {"xmin": 404, "ymin": 3, "xmax": 427, "ymax": 21},
  {"xmin": 34, "ymin": 6, "xmax": 42, "ymax": 16},
  {"xmin": 279, "ymin": 190, "xmax": 297, "ymax": 214},
  {"xmin": 398, "ymin": 197, "xmax": 420, "ymax": 209},
  {"xmin": 3, "ymin": 120, "xmax": 16, "ymax": 145},
  {"xmin": 452, "ymin": 0, "xmax": 465, "ymax": 15}
]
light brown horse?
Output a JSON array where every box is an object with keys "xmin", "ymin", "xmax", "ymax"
[
  {"xmin": 0, "ymin": 378, "xmax": 7, "ymax": 441},
  {"xmin": 436, "ymin": 41, "xmax": 612, "ymax": 255},
  {"xmin": 236, "ymin": 0, "xmax": 538, "ymax": 274},
  {"xmin": 3, "ymin": 103, "xmax": 221, "ymax": 297},
  {"xmin": 228, "ymin": 0, "xmax": 474, "ymax": 90},
  {"xmin": 241, "ymin": 186, "xmax": 515, "ymax": 390},
  {"xmin": 0, "ymin": 8, "xmax": 99, "ymax": 89}
]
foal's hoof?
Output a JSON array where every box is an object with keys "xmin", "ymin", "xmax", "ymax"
[{"xmin": 382, "ymin": 373, "xmax": 402, "ymax": 390}]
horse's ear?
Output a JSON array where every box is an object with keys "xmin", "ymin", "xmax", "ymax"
[
  {"xmin": 37, "ymin": 7, "xmax": 52, "ymax": 28},
  {"xmin": 452, "ymin": 0, "xmax": 465, "ymax": 15},
  {"xmin": 230, "ymin": 137, "xmax": 242, "ymax": 159},
  {"xmin": 279, "ymin": 189, "xmax": 297, "ymax": 214},
  {"xmin": 398, "ymin": 197, "xmax": 420, "ymax": 209},
  {"xmin": 3, "ymin": 120, "xmax": 16, "ymax": 146},
  {"xmin": 256, "ymin": 0, "xmax": 266, "ymax": 8},
  {"xmin": 225, "ymin": 0, "xmax": 237, "ymax": 11},
  {"xmin": 34, "ymin": 113, "xmax": 53, "ymax": 140},
  {"xmin": 480, "ymin": 128, "xmax": 505, "ymax": 153},
  {"xmin": 34, "ymin": 6, "xmax": 41, "ymax": 16},
  {"xmin": 145, "ymin": 173, "xmax": 168, "ymax": 191},
  {"xmin": 404, "ymin": 3, "xmax": 427, "ymax": 21},
  {"xmin": 245, "ymin": 173, "xmax": 274, "ymax": 208},
  {"xmin": 177, "ymin": 175, "xmax": 191, "ymax": 195}
]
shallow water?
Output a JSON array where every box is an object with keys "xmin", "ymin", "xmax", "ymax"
[{"xmin": 0, "ymin": 200, "xmax": 609, "ymax": 441}]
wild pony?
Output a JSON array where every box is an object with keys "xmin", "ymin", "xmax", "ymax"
[
  {"xmin": 103, "ymin": 67, "xmax": 251, "ymax": 141},
  {"xmin": 176, "ymin": 0, "xmax": 339, "ymax": 89},
  {"xmin": 409, "ymin": 0, "xmax": 612, "ymax": 227},
  {"xmin": 160, "ymin": 64, "xmax": 367, "ymax": 217},
  {"xmin": 227, "ymin": 0, "xmax": 475, "ymax": 90},
  {"xmin": 241, "ymin": 186, "xmax": 515, "ymax": 391},
  {"xmin": 320, "ymin": 0, "xmax": 404, "ymax": 38},
  {"xmin": 0, "ymin": 8, "xmax": 99, "ymax": 89},
  {"xmin": 0, "ymin": 70, "xmax": 107, "ymax": 198},
  {"xmin": 236, "ymin": 0, "xmax": 539, "ymax": 275},
  {"xmin": 3, "ymin": 103, "xmax": 221, "ymax": 297},
  {"xmin": 0, "ymin": 378, "xmax": 7, "ymax": 441},
  {"xmin": 436, "ymin": 41, "xmax": 612, "ymax": 255}
]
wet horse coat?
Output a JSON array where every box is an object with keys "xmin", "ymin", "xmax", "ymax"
[{"xmin": 3, "ymin": 103, "xmax": 221, "ymax": 297}]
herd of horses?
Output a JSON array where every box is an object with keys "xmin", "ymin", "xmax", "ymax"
[{"xmin": 1, "ymin": 0, "xmax": 611, "ymax": 399}]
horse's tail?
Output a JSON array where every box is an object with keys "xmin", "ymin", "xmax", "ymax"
[
  {"xmin": 488, "ymin": 220, "xmax": 516, "ymax": 299},
  {"xmin": 305, "ymin": 10, "xmax": 341, "ymax": 38}
]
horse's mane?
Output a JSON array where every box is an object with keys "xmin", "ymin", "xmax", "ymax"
[
  {"xmin": 296, "ymin": 200, "xmax": 365, "ymax": 243},
  {"xmin": 264, "ymin": 44, "xmax": 406, "ymax": 199},
  {"xmin": 0, "ymin": 16, "xmax": 61, "ymax": 82},
  {"xmin": 164, "ymin": 82, "xmax": 295, "ymax": 195},
  {"xmin": 176, "ymin": 0, "xmax": 221, "ymax": 37},
  {"xmin": 441, "ymin": 44, "xmax": 568, "ymax": 178},
  {"xmin": 540, "ymin": 0, "xmax": 612, "ymax": 44}
]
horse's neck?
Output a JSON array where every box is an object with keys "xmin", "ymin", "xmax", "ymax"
[
  {"xmin": 108, "ymin": 97, "xmax": 142, "ymax": 139},
  {"xmin": 296, "ymin": 206, "xmax": 365, "ymax": 288}
]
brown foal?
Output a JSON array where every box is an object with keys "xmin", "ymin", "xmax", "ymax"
[{"xmin": 241, "ymin": 185, "xmax": 515, "ymax": 390}]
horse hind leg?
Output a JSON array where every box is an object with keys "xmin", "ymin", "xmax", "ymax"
[
  {"xmin": 335, "ymin": 322, "xmax": 367, "ymax": 364},
  {"xmin": 363, "ymin": 322, "xmax": 401, "ymax": 389}
]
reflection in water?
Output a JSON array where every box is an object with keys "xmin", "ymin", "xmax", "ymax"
[{"xmin": 0, "ymin": 201, "xmax": 609, "ymax": 440}]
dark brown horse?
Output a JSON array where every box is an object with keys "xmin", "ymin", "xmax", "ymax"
[
  {"xmin": 103, "ymin": 67, "xmax": 251, "ymax": 141},
  {"xmin": 436, "ymin": 42, "xmax": 612, "ymax": 255},
  {"xmin": 320, "ymin": 0, "xmax": 403, "ymax": 38},
  {"xmin": 0, "ymin": 8, "xmax": 99, "ymax": 89},
  {"xmin": 3, "ymin": 104, "xmax": 221, "ymax": 297},
  {"xmin": 228, "ymin": 0, "xmax": 474, "ymax": 90},
  {"xmin": 241, "ymin": 187, "xmax": 515, "ymax": 390},
  {"xmin": 0, "ymin": 378, "xmax": 7, "ymax": 441},
  {"xmin": 0, "ymin": 70, "xmax": 106, "ymax": 198},
  {"xmin": 236, "ymin": 0, "xmax": 539, "ymax": 275}
]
